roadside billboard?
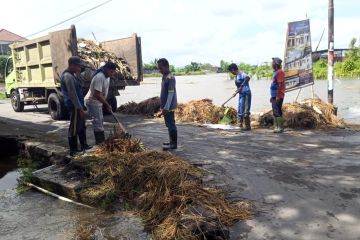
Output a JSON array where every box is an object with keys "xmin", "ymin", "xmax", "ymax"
[{"xmin": 284, "ymin": 19, "xmax": 314, "ymax": 92}]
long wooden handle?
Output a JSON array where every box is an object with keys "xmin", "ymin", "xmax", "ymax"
[
  {"xmin": 222, "ymin": 95, "xmax": 236, "ymax": 106},
  {"xmin": 221, "ymin": 78, "xmax": 249, "ymax": 106},
  {"xmin": 111, "ymin": 111, "xmax": 127, "ymax": 132}
]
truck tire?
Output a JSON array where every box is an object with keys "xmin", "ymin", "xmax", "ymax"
[
  {"xmin": 48, "ymin": 93, "xmax": 66, "ymax": 120},
  {"xmin": 103, "ymin": 96, "xmax": 117, "ymax": 115},
  {"xmin": 10, "ymin": 90, "xmax": 24, "ymax": 112}
]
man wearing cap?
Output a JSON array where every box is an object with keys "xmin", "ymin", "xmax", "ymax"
[
  {"xmin": 270, "ymin": 57, "xmax": 286, "ymax": 133},
  {"xmin": 85, "ymin": 61, "xmax": 117, "ymax": 144},
  {"xmin": 61, "ymin": 56, "xmax": 91, "ymax": 156},
  {"xmin": 228, "ymin": 63, "xmax": 252, "ymax": 130}
]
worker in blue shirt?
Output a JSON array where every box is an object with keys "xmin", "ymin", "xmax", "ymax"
[
  {"xmin": 228, "ymin": 63, "xmax": 251, "ymax": 130},
  {"xmin": 157, "ymin": 58, "xmax": 178, "ymax": 150}
]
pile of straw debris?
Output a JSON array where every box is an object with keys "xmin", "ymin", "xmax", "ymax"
[
  {"xmin": 118, "ymin": 97, "xmax": 238, "ymax": 124},
  {"xmin": 176, "ymin": 99, "xmax": 238, "ymax": 124},
  {"xmin": 72, "ymin": 136, "xmax": 252, "ymax": 240},
  {"xmin": 258, "ymin": 98, "xmax": 345, "ymax": 129},
  {"xmin": 117, "ymin": 97, "xmax": 345, "ymax": 129},
  {"xmin": 77, "ymin": 38, "xmax": 134, "ymax": 80},
  {"xmin": 117, "ymin": 97, "xmax": 161, "ymax": 116}
]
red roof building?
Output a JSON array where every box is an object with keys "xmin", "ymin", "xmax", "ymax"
[{"xmin": 0, "ymin": 29, "xmax": 26, "ymax": 55}]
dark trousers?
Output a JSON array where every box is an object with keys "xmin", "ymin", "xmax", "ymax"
[
  {"xmin": 68, "ymin": 108, "xmax": 87, "ymax": 145},
  {"xmin": 271, "ymin": 98, "xmax": 284, "ymax": 117},
  {"xmin": 164, "ymin": 111, "xmax": 177, "ymax": 134}
]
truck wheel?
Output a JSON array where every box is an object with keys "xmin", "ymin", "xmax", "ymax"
[
  {"xmin": 48, "ymin": 93, "xmax": 66, "ymax": 120},
  {"xmin": 103, "ymin": 96, "xmax": 117, "ymax": 115},
  {"xmin": 10, "ymin": 90, "xmax": 24, "ymax": 112}
]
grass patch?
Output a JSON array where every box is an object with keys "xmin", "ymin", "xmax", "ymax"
[
  {"xmin": 16, "ymin": 158, "xmax": 38, "ymax": 193},
  {"xmin": 0, "ymin": 92, "xmax": 7, "ymax": 100}
]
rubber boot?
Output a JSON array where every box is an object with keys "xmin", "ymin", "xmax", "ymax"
[
  {"xmin": 163, "ymin": 131, "xmax": 177, "ymax": 150},
  {"xmin": 243, "ymin": 116, "xmax": 251, "ymax": 131},
  {"xmin": 68, "ymin": 137, "xmax": 79, "ymax": 156},
  {"xmin": 79, "ymin": 130, "xmax": 92, "ymax": 151},
  {"xmin": 170, "ymin": 130, "xmax": 177, "ymax": 149},
  {"xmin": 238, "ymin": 117, "xmax": 244, "ymax": 129},
  {"xmin": 162, "ymin": 130, "xmax": 171, "ymax": 149},
  {"xmin": 277, "ymin": 117, "xmax": 284, "ymax": 133},
  {"xmin": 94, "ymin": 131, "xmax": 105, "ymax": 145},
  {"xmin": 273, "ymin": 117, "xmax": 279, "ymax": 133}
]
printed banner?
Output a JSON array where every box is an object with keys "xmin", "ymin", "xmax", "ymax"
[{"xmin": 284, "ymin": 19, "xmax": 314, "ymax": 91}]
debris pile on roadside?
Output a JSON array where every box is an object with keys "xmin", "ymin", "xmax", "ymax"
[
  {"xmin": 117, "ymin": 97, "xmax": 161, "ymax": 116},
  {"xmin": 176, "ymin": 99, "xmax": 238, "ymax": 124},
  {"xmin": 71, "ymin": 135, "xmax": 252, "ymax": 240},
  {"xmin": 118, "ymin": 97, "xmax": 238, "ymax": 124},
  {"xmin": 258, "ymin": 98, "xmax": 346, "ymax": 129},
  {"xmin": 118, "ymin": 97, "xmax": 345, "ymax": 129},
  {"xmin": 77, "ymin": 38, "xmax": 134, "ymax": 80}
]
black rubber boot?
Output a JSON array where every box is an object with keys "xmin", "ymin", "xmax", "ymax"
[
  {"xmin": 244, "ymin": 116, "xmax": 251, "ymax": 131},
  {"xmin": 68, "ymin": 137, "xmax": 79, "ymax": 156},
  {"xmin": 79, "ymin": 131, "xmax": 92, "ymax": 151},
  {"xmin": 162, "ymin": 131, "xmax": 170, "ymax": 149},
  {"xmin": 238, "ymin": 117, "xmax": 244, "ymax": 129},
  {"xmin": 163, "ymin": 131, "xmax": 177, "ymax": 150},
  {"xmin": 170, "ymin": 130, "xmax": 177, "ymax": 149},
  {"xmin": 94, "ymin": 131, "xmax": 105, "ymax": 145}
]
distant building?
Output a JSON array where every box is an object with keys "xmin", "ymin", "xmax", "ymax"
[
  {"xmin": 0, "ymin": 29, "xmax": 26, "ymax": 56},
  {"xmin": 312, "ymin": 49, "xmax": 350, "ymax": 62}
]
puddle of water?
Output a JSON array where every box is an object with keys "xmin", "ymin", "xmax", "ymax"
[
  {"xmin": 0, "ymin": 155, "xmax": 149, "ymax": 240},
  {"xmin": 0, "ymin": 171, "xmax": 19, "ymax": 191}
]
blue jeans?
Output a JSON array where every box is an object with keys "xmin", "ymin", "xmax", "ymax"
[
  {"xmin": 164, "ymin": 111, "xmax": 177, "ymax": 133},
  {"xmin": 87, "ymin": 104, "xmax": 104, "ymax": 132},
  {"xmin": 238, "ymin": 91, "xmax": 252, "ymax": 118}
]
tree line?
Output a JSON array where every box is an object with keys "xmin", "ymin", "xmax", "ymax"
[
  {"xmin": 313, "ymin": 37, "xmax": 360, "ymax": 79},
  {"xmin": 143, "ymin": 58, "xmax": 273, "ymax": 78}
]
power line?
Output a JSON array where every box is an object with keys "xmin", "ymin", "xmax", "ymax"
[{"xmin": 25, "ymin": 0, "xmax": 112, "ymax": 39}]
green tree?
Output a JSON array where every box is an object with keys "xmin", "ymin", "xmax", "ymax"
[
  {"xmin": 169, "ymin": 65, "xmax": 175, "ymax": 72},
  {"xmin": 238, "ymin": 63, "xmax": 257, "ymax": 75},
  {"xmin": 200, "ymin": 63, "xmax": 215, "ymax": 72},
  {"xmin": 0, "ymin": 56, "xmax": 8, "ymax": 81},
  {"xmin": 254, "ymin": 64, "xmax": 273, "ymax": 79},
  {"xmin": 182, "ymin": 62, "xmax": 202, "ymax": 73},
  {"xmin": 220, "ymin": 60, "xmax": 230, "ymax": 72}
]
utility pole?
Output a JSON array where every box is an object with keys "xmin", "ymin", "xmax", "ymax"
[{"xmin": 328, "ymin": 0, "xmax": 334, "ymax": 104}]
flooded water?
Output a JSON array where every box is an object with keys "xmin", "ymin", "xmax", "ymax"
[
  {"xmin": 0, "ymin": 156, "xmax": 98, "ymax": 239},
  {"xmin": 0, "ymin": 155, "xmax": 148, "ymax": 240},
  {"xmin": 118, "ymin": 73, "xmax": 360, "ymax": 124}
]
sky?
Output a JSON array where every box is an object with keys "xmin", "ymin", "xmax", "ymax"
[{"xmin": 1, "ymin": 0, "xmax": 359, "ymax": 67}]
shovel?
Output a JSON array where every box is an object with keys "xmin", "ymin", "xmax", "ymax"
[
  {"xmin": 110, "ymin": 111, "xmax": 131, "ymax": 139},
  {"xmin": 220, "ymin": 77, "xmax": 250, "ymax": 124},
  {"xmin": 219, "ymin": 92, "xmax": 238, "ymax": 125}
]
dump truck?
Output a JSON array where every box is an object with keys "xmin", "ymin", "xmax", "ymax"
[{"xmin": 4, "ymin": 25, "xmax": 142, "ymax": 120}]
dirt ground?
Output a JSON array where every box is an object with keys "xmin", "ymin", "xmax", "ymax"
[{"xmin": 0, "ymin": 100, "xmax": 360, "ymax": 240}]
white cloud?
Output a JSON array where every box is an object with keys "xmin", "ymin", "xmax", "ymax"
[{"xmin": 1, "ymin": 0, "xmax": 359, "ymax": 67}]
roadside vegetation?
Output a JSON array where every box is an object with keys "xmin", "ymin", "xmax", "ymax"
[
  {"xmin": 313, "ymin": 37, "xmax": 360, "ymax": 80},
  {"xmin": 0, "ymin": 92, "xmax": 6, "ymax": 100},
  {"xmin": 143, "ymin": 58, "xmax": 273, "ymax": 79},
  {"xmin": 0, "ymin": 56, "xmax": 8, "ymax": 82}
]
